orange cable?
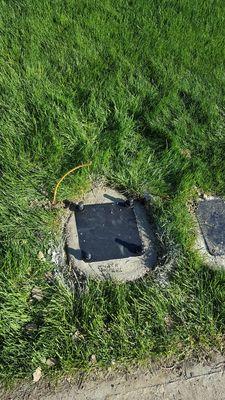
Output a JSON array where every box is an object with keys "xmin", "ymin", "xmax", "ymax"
[{"xmin": 52, "ymin": 161, "xmax": 92, "ymax": 205}]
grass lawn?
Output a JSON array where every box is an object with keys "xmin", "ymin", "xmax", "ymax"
[{"xmin": 1, "ymin": 0, "xmax": 225, "ymax": 383}]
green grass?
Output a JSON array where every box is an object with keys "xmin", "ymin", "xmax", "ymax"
[{"xmin": 1, "ymin": 0, "xmax": 225, "ymax": 383}]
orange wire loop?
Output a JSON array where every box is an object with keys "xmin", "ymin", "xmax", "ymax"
[{"xmin": 52, "ymin": 162, "xmax": 92, "ymax": 204}]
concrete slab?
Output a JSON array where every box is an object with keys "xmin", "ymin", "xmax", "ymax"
[{"xmin": 66, "ymin": 186, "xmax": 158, "ymax": 281}]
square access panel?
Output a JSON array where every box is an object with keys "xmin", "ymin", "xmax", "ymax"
[
  {"xmin": 196, "ymin": 199, "xmax": 225, "ymax": 256},
  {"xmin": 75, "ymin": 202, "xmax": 143, "ymax": 262}
]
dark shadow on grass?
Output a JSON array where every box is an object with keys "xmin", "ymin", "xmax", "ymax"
[{"xmin": 179, "ymin": 90, "xmax": 209, "ymax": 124}]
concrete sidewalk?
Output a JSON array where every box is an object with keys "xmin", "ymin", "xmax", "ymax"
[{"xmin": 2, "ymin": 354, "xmax": 225, "ymax": 400}]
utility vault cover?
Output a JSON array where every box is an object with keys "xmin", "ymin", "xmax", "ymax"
[
  {"xmin": 195, "ymin": 197, "xmax": 225, "ymax": 269},
  {"xmin": 66, "ymin": 186, "xmax": 158, "ymax": 281},
  {"xmin": 196, "ymin": 198, "xmax": 225, "ymax": 256},
  {"xmin": 75, "ymin": 202, "xmax": 143, "ymax": 262}
]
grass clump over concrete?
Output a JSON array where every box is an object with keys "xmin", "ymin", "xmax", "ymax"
[{"xmin": 1, "ymin": 0, "xmax": 225, "ymax": 381}]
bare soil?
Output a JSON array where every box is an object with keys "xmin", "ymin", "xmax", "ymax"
[{"xmin": 2, "ymin": 353, "xmax": 225, "ymax": 400}]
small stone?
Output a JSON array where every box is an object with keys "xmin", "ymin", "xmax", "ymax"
[
  {"xmin": 46, "ymin": 358, "xmax": 57, "ymax": 367},
  {"xmin": 31, "ymin": 287, "xmax": 43, "ymax": 301},
  {"xmin": 33, "ymin": 367, "xmax": 42, "ymax": 383},
  {"xmin": 37, "ymin": 251, "xmax": 46, "ymax": 262},
  {"xmin": 90, "ymin": 354, "xmax": 97, "ymax": 364}
]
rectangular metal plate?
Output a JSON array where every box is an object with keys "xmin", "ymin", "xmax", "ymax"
[
  {"xmin": 75, "ymin": 203, "xmax": 143, "ymax": 262},
  {"xmin": 196, "ymin": 199, "xmax": 225, "ymax": 256}
]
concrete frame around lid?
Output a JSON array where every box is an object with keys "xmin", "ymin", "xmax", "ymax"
[{"xmin": 65, "ymin": 186, "xmax": 158, "ymax": 282}]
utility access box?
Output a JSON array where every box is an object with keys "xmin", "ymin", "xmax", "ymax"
[
  {"xmin": 196, "ymin": 198, "xmax": 225, "ymax": 256},
  {"xmin": 66, "ymin": 187, "xmax": 158, "ymax": 281},
  {"xmin": 75, "ymin": 201, "xmax": 143, "ymax": 262}
]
